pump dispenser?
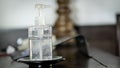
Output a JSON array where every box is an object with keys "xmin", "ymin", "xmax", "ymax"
[
  {"xmin": 34, "ymin": 4, "xmax": 47, "ymax": 26},
  {"xmin": 28, "ymin": 4, "xmax": 52, "ymax": 60}
]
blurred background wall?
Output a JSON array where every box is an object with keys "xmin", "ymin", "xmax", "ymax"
[
  {"xmin": 0, "ymin": 0, "xmax": 120, "ymax": 29},
  {"xmin": 0, "ymin": 0, "xmax": 119, "ymax": 55},
  {"xmin": 0, "ymin": 0, "xmax": 57, "ymax": 29}
]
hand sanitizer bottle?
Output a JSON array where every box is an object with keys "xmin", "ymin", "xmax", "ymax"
[{"xmin": 28, "ymin": 4, "xmax": 52, "ymax": 60}]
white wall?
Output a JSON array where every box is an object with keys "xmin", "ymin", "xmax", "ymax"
[
  {"xmin": 0, "ymin": 0, "xmax": 120, "ymax": 29},
  {"xmin": 70, "ymin": 0, "xmax": 120, "ymax": 26},
  {"xmin": 0, "ymin": 0, "xmax": 57, "ymax": 29}
]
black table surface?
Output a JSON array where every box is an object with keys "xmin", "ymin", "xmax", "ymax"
[
  {"xmin": 53, "ymin": 45, "xmax": 120, "ymax": 68},
  {"xmin": 0, "ymin": 46, "xmax": 119, "ymax": 68}
]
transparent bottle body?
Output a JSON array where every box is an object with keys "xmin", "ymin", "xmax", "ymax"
[{"xmin": 28, "ymin": 25, "xmax": 52, "ymax": 60}]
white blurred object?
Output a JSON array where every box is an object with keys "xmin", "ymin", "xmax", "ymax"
[
  {"xmin": 52, "ymin": 35, "xmax": 56, "ymax": 49},
  {"xmin": 18, "ymin": 39, "xmax": 29, "ymax": 51},
  {"xmin": 6, "ymin": 45, "xmax": 15, "ymax": 54},
  {"xmin": 52, "ymin": 35, "xmax": 56, "ymax": 44},
  {"xmin": 17, "ymin": 38, "xmax": 23, "ymax": 45}
]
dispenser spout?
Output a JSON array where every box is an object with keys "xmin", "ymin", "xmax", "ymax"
[{"xmin": 35, "ymin": 4, "xmax": 49, "ymax": 26}]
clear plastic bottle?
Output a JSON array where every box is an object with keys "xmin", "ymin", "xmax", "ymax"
[{"xmin": 28, "ymin": 4, "xmax": 52, "ymax": 60}]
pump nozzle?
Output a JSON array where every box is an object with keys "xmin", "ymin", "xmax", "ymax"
[{"xmin": 35, "ymin": 4, "xmax": 50, "ymax": 26}]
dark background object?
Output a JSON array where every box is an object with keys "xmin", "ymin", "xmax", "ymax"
[
  {"xmin": 0, "ymin": 29, "xmax": 28, "ymax": 51},
  {"xmin": 78, "ymin": 25, "xmax": 118, "ymax": 55},
  {"xmin": 116, "ymin": 13, "xmax": 120, "ymax": 56}
]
